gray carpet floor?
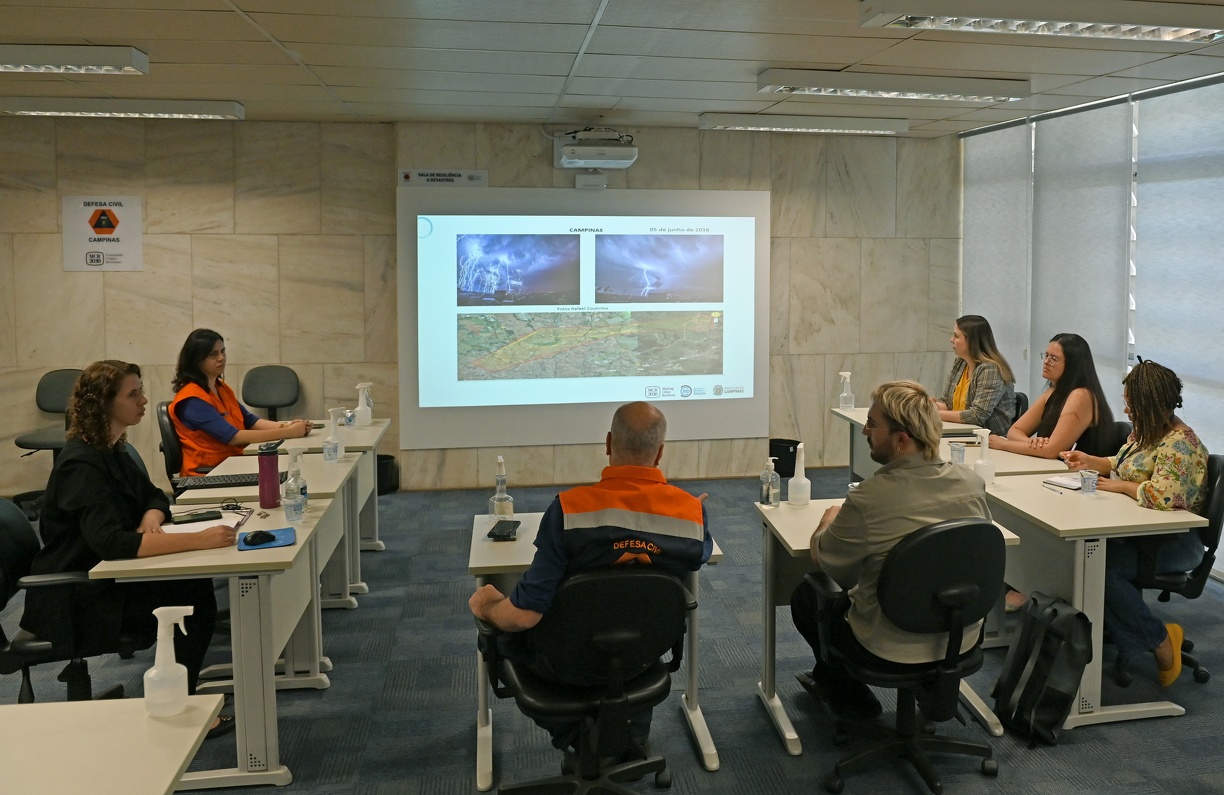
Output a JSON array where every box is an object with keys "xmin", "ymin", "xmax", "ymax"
[{"xmin": 4, "ymin": 469, "xmax": 1224, "ymax": 794}]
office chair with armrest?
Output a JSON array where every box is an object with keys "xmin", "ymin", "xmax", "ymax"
[
  {"xmin": 476, "ymin": 568, "xmax": 696, "ymax": 794},
  {"xmin": 0, "ymin": 498, "xmax": 152, "ymax": 703},
  {"xmin": 13, "ymin": 368, "xmax": 84, "ymax": 521},
  {"xmin": 156, "ymin": 400, "xmax": 214, "ymax": 492},
  {"xmin": 241, "ymin": 365, "xmax": 300, "ymax": 422},
  {"xmin": 1013, "ymin": 391, "xmax": 1028, "ymax": 423},
  {"xmin": 803, "ymin": 518, "xmax": 1005, "ymax": 795},
  {"xmin": 1112, "ymin": 453, "xmax": 1224, "ymax": 687}
]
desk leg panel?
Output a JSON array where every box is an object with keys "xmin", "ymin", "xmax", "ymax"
[
  {"xmin": 358, "ymin": 451, "xmax": 385, "ymax": 551},
  {"xmin": 682, "ymin": 570, "xmax": 718, "ymax": 771},
  {"xmin": 347, "ymin": 477, "xmax": 369, "ymax": 594},
  {"xmin": 224, "ymin": 575, "xmax": 289, "ymax": 784}
]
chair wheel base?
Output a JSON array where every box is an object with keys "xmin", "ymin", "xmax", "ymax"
[
  {"xmin": 1194, "ymin": 667, "xmax": 1211, "ymax": 683},
  {"xmin": 655, "ymin": 768, "xmax": 671, "ymax": 788},
  {"xmin": 823, "ymin": 773, "xmax": 844, "ymax": 794},
  {"xmin": 982, "ymin": 758, "xmax": 998, "ymax": 777}
]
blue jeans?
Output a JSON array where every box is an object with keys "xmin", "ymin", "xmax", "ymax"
[{"xmin": 1104, "ymin": 530, "xmax": 1204, "ymax": 657}]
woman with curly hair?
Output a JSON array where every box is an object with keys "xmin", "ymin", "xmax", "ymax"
[
  {"xmin": 20, "ymin": 360, "xmax": 236, "ymax": 736},
  {"xmin": 170, "ymin": 328, "xmax": 311, "ymax": 476},
  {"xmin": 1064, "ymin": 359, "xmax": 1209, "ymax": 686}
]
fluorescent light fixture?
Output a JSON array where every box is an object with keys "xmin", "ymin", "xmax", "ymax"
[
  {"xmin": 0, "ymin": 45, "xmax": 149, "ymax": 74},
  {"xmin": 699, "ymin": 113, "xmax": 908, "ymax": 135},
  {"xmin": 860, "ymin": 0, "xmax": 1224, "ymax": 42},
  {"xmin": 0, "ymin": 98, "xmax": 245, "ymax": 120},
  {"xmin": 758, "ymin": 69, "xmax": 1029, "ymax": 103}
]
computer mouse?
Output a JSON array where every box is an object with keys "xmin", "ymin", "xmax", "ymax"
[{"xmin": 244, "ymin": 530, "xmax": 277, "ymax": 546}]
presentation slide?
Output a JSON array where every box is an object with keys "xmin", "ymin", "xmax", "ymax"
[
  {"xmin": 418, "ymin": 215, "xmax": 755, "ymax": 408},
  {"xmin": 398, "ymin": 188, "xmax": 769, "ymax": 450}
]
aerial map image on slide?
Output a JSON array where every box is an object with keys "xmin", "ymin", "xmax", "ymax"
[
  {"xmin": 594, "ymin": 234, "xmax": 724, "ymax": 303},
  {"xmin": 456, "ymin": 234, "xmax": 581, "ymax": 306},
  {"xmin": 457, "ymin": 311, "xmax": 724, "ymax": 380}
]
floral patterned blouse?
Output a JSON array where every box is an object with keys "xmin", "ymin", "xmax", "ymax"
[{"xmin": 1109, "ymin": 426, "xmax": 1208, "ymax": 513}]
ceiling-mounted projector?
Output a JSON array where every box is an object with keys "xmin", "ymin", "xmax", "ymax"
[{"xmin": 554, "ymin": 131, "xmax": 638, "ymax": 169}]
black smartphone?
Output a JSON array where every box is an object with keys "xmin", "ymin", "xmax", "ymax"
[
  {"xmin": 311, "ymin": 422, "xmax": 326, "ymax": 429},
  {"xmin": 487, "ymin": 519, "xmax": 521, "ymax": 541},
  {"xmin": 171, "ymin": 509, "xmax": 224, "ymax": 525},
  {"xmin": 258, "ymin": 439, "xmax": 285, "ymax": 453}
]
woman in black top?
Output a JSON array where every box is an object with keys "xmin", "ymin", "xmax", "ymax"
[{"xmin": 20, "ymin": 361, "xmax": 236, "ymax": 726}]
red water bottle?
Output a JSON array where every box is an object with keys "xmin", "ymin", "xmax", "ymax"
[{"xmin": 258, "ymin": 444, "xmax": 281, "ymax": 509}]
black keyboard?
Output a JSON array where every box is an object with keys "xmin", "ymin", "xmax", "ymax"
[{"xmin": 176, "ymin": 471, "xmax": 287, "ymax": 490}]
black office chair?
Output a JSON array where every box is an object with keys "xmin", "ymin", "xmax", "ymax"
[
  {"xmin": 13, "ymin": 368, "xmax": 83, "ymax": 520},
  {"xmin": 242, "ymin": 365, "xmax": 300, "ymax": 422},
  {"xmin": 1112, "ymin": 453, "xmax": 1224, "ymax": 687},
  {"xmin": 0, "ymin": 498, "xmax": 152, "ymax": 703},
  {"xmin": 1013, "ymin": 391, "xmax": 1029, "ymax": 423},
  {"xmin": 803, "ymin": 519, "xmax": 1005, "ymax": 795},
  {"xmin": 477, "ymin": 568, "xmax": 696, "ymax": 794}
]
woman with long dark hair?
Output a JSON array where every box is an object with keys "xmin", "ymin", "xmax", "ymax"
[
  {"xmin": 1065, "ymin": 359, "xmax": 1209, "ymax": 686},
  {"xmin": 934, "ymin": 314, "xmax": 1017, "ymax": 436},
  {"xmin": 170, "ymin": 328, "xmax": 311, "ymax": 476},
  {"xmin": 990, "ymin": 333, "xmax": 1115, "ymax": 458}
]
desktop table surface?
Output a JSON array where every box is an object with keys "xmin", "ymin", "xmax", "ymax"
[
  {"xmin": 0, "ymin": 694, "xmax": 223, "ymax": 795},
  {"xmin": 467, "ymin": 512, "xmax": 723, "ymax": 576},
  {"xmin": 175, "ymin": 452, "xmax": 360, "ymax": 503},
  {"xmin": 755, "ymin": 498, "xmax": 1019, "ymax": 555},
  {"xmin": 832, "ymin": 406, "xmax": 978, "ymax": 436},
  {"xmin": 986, "ymin": 474, "xmax": 1208, "ymax": 538},
  {"xmin": 939, "ymin": 439, "xmax": 1070, "ymax": 476},
  {"xmin": 242, "ymin": 418, "xmax": 389, "ymax": 455}
]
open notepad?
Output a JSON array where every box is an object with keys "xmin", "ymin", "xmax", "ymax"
[{"xmin": 1043, "ymin": 474, "xmax": 1082, "ymax": 490}]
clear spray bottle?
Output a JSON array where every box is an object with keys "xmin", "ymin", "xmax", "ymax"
[
  {"xmin": 838, "ymin": 371, "xmax": 854, "ymax": 409},
  {"xmin": 144, "ymin": 605, "xmax": 193, "ymax": 717},
  {"xmin": 489, "ymin": 455, "xmax": 514, "ymax": 518},
  {"xmin": 759, "ymin": 456, "xmax": 781, "ymax": 507}
]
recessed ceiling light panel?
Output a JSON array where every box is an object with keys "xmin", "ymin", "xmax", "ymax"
[
  {"xmin": 699, "ymin": 113, "xmax": 908, "ymax": 135},
  {"xmin": 0, "ymin": 45, "xmax": 149, "ymax": 74},
  {"xmin": 758, "ymin": 69, "xmax": 1030, "ymax": 103},
  {"xmin": 0, "ymin": 98, "xmax": 245, "ymax": 120}
]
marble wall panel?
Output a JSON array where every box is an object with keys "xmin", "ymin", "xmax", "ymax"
[
  {"xmin": 786, "ymin": 355, "xmax": 829, "ymax": 467},
  {"xmin": 476, "ymin": 124, "xmax": 552, "ymax": 187},
  {"xmin": 104, "ymin": 235, "xmax": 193, "ymax": 366},
  {"xmin": 699, "ymin": 130, "xmax": 771, "ymax": 191},
  {"xmin": 323, "ymin": 362, "xmax": 398, "ymax": 455},
  {"xmin": 0, "ymin": 118, "xmax": 57, "ymax": 234},
  {"xmin": 321, "ymin": 123, "xmax": 396, "ymax": 235},
  {"xmin": 789, "ymin": 237, "xmax": 861, "ymax": 355},
  {"xmin": 769, "ymin": 354, "xmax": 801, "ymax": 441},
  {"xmin": 906, "ymin": 351, "xmax": 957, "ymax": 399},
  {"xmin": 698, "ymin": 437, "xmax": 768, "ymax": 478},
  {"xmin": 279, "ymin": 235, "xmax": 364, "ymax": 363},
  {"xmin": 234, "ymin": 123, "xmax": 321, "ymax": 234},
  {"xmin": 897, "ymin": 137, "xmax": 962, "ymax": 240},
  {"xmin": 0, "ymin": 235, "xmax": 13, "ymax": 366},
  {"xmin": 860, "ymin": 238, "xmax": 929, "ymax": 353},
  {"xmin": 820, "ymin": 353, "xmax": 903, "ymax": 467},
  {"xmin": 397, "ymin": 122, "xmax": 477, "ymax": 169},
  {"xmin": 145, "ymin": 121, "xmax": 235, "ymax": 234},
  {"xmin": 771, "ymin": 133, "xmax": 826, "ymax": 238},
  {"xmin": 553, "ymin": 443, "xmax": 606, "ymax": 487},
  {"xmin": 13, "ymin": 234, "xmax": 105, "ymax": 367},
  {"xmin": 0, "ymin": 368, "xmax": 56, "ymax": 495},
  {"xmin": 364, "ymin": 235, "xmax": 397, "ymax": 363},
  {"xmin": 400, "ymin": 447, "xmax": 478, "ymax": 490},
  {"xmin": 826, "ymin": 136, "xmax": 896, "ymax": 239},
  {"xmin": 769, "ymin": 238, "xmax": 790, "ymax": 355},
  {"xmin": 626, "ymin": 127, "xmax": 700, "ymax": 189},
  {"xmin": 927, "ymin": 238, "xmax": 962, "ymax": 351},
  {"xmin": 56, "ymin": 119, "xmax": 145, "ymax": 198},
  {"xmin": 477, "ymin": 446, "xmax": 554, "ymax": 487},
  {"xmin": 191, "ymin": 235, "xmax": 280, "ymax": 364},
  {"xmin": 659, "ymin": 440, "xmax": 700, "ymax": 481}
]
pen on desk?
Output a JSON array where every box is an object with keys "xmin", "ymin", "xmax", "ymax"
[
  {"xmin": 1043, "ymin": 483, "xmax": 1063, "ymax": 495},
  {"xmin": 233, "ymin": 509, "xmax": 253, "ymax": 530}
]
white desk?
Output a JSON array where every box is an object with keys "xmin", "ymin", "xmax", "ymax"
[
  {"xmin": 754, "ymin": 499, "xmax": 1020, "ymax": 750},
  {"xmin": 91, "ymin": 499, "xmax": 340, "ymax": 790},
  {"xmin": 832, "ymin": 407, "xmax": 979, "ymax": 480},
  {"xmin": 244, "ymin": 418, "xmax": 390, "ymax": 581},
  {"xmin": 938, "ymin": 440, "xmax": 1070, "ymax": 477},
  {"xmin": 986, "ymin": 474, "xmax": 1208, "ymax": 728},
  {"xmin": 0, "ymin": 694, "xmax": 223, "ymax": 795},
  {"xmin": 178, "ymin": 452, "xmax": 362, "ymax": 610},
  {"xmin": 468, "ymin": 512, "xmax": 724, "ymax": 791}
]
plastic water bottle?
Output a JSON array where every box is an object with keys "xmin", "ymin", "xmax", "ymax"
[{"xmin": 282, "ymin": 450, "xmax": 308, "ymax": 523}]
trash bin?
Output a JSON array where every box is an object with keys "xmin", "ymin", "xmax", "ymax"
[
  {"xmin": 377, "ymin": 454, "xmax": 399, "ymax": 495},
  {"xmin": 769, "ymin": 439, "xmax": 800, "ymax": 478}
]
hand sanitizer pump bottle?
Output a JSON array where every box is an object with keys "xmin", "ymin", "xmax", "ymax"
[
  {"xmin": 759, "ymin": 456, "xmax": 781, "ymax": 507},
  {"xmin": 144, "ymin": 605, "xmax": 193, "ymax": 717},
  {"xmin": 324, "ymin": 407, "xmax": 346, "ymax": 461},
  {"xmin": 282, "ymin": 449, "xmax": 308, "ymax": 523},
  {"xmin": 838, "ymin": 372, "xmax": 854, "ymax": 409},
  {"xmin": 489, "ymin": 455, "xmax": 514, "ymax": 519},
  {"xmin": 788, "ymin": 443, "xmax": 811, "ymax": 506},
  {"xmin": 972, "ymin": 428, "xmax": 995, "ymax": 485},
  {"xmin": 354, "ymin": 382, "xmax": 373, "ymax": 426}
]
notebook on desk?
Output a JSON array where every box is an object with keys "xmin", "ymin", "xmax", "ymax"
[
  {"xmin": 1043, "ymin": 474, "xmax": 1082, "ymax": 490},
  {"xmin": 176, "ymin": 471, "xmax": 287, "ymax": 490}
]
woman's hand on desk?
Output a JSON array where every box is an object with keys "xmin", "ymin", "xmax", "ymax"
[
  {"xmin": 137, "ymin": 509, "xmax": 166, "ymax": 535},
  {"xmin": 279, "ymin": 419, "xmax": 311, "ymax": 438},
  {"xmin": 195, "ymin": 525, "xmax": 238, "ymax": 549}
]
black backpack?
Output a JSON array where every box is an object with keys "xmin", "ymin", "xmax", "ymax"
[{"xmin": 991, "ymin": 591, "xmax": 1092, "ymax": 745}]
